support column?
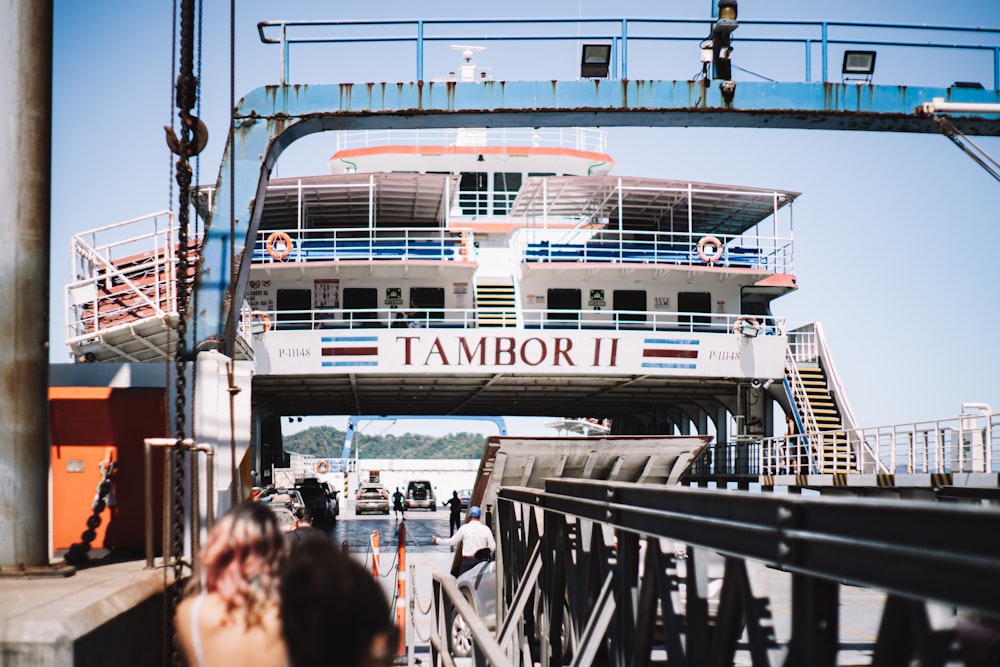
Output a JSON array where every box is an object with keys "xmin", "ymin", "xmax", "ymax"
[{"xmin": 0, "ymin": 0, "xmax": 52, "ymax": 569}]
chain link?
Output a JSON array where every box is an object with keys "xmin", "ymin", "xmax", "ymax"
[
  {"xmin": 170, "ymin": 2, "xmax": 199, "ymax": 666},
  {"xmin": 407, "ymin": 563, "xmax": 435, "ymax": 644}
]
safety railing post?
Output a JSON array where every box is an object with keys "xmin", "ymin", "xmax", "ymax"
[
  {"xmin": 372, "ymin": 529, "xmax": 381, "ymax": 577},
  {"xmin": 144, "ymin": 437, "xmax": 215, "ymax": 570}
]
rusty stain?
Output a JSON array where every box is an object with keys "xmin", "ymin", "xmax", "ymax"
[{"xmin": 339, "ymin": 83, "xmax": 354, "ymax": 109}]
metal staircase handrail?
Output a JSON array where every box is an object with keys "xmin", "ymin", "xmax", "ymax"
[
  {"xmin": 811, "ymin": 321, "xmax": 859, "ymax": 432},
  {"xmin": 810, "ymin": 321, "xmax": 887, "ymax": 473},
  {"xmin": 782, "ymin": 339, "xmax": 823, "ymax": 474}
]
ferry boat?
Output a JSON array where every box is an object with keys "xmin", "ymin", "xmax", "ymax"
[{"xmin": 63, "ymin": 49, "xmax": 871, "ymax": 490}]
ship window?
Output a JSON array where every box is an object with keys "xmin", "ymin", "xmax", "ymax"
[
  {"xmin": 613, "ymin": 290, "xmax": 646, "ymax": 323},
  {"xmin": 547, "ymin": 288, "xmax": 581, "ymax": 322},
  {"xmin": 528, "ymin": 172, "xmax": 556, "ymax": 177},
  {"xmin": 678, "ymin": 292, "xmax": 711, "ymax": 329},
  {"xmin": 343, "ymin": 288, "xmax": 379, "ymax": 326},
  {"xmin": 493, "ymin": 172, "xmax": 522, "ymax": 215},
  {"xmin": 405, "ymin": 287, "xmax": 445, "ymax": 325},
  {"xmin": 276, "ymin": 289, "xmax": 312, "ymax": 330},
  {"xmin": 458, "ymin": 172, "xmax": 488, "ymax": 216}
]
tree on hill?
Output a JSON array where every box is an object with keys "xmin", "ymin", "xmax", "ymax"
[{"xmin": 283, "ymin": 425, "xmax": 486, "ymax": 459}]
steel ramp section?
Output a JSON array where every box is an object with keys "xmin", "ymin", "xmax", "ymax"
[{"xmin": 468, "ymin": 434, "xmax": 711, "ymax": 518}]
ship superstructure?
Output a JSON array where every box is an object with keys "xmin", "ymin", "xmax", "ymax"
[{"xmin": 67, "ymin": 118, "xmax": 850, "ymax": 451}]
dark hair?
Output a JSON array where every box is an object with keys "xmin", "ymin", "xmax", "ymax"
[{"xmin": 281, "ymin": 537, "xmax": 392, "ymax": 667}]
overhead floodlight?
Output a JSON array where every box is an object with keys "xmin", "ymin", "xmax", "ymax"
[
  {"xmin": 580, "ymin": 44, "xmax": 611, "ymax": 78},
  {"xmin": 842, "ymin": 50, "xmax": 876, "ymax": 82}
]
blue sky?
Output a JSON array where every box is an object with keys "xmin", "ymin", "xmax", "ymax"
[{"xmin": 52, "ymin": 1, "xmax": 1000, "ymax": 437}]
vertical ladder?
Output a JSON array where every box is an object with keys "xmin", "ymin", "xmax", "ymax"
[
  {"xmin": 474, "ymin": 278, "xmax": 517, "ymax": 327},
  {"xmin": 786, "ymin": 362, "xmax": 853, "ymax": 473}
]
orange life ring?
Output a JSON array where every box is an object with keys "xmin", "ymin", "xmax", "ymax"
[
  {"xmin": 251, "ymin": 311, "xmax": 271, "ymax": 333},
  {"xmin": 315, "ymin": 460, "xmax": 330, "ymax": 474},
  {"xmin": 265, "ymin": 231, "xmax": 293, "ymax": 260},
  {"xmin": 733, "ymin": 316, "xmax": 760, "ymax": 335},
  {"xmin": 696, "ymin": 235, "xmax": 723, "ymax": 264}
]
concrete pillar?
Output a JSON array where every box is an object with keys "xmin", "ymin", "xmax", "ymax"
[{"xmin": 0, "ymin": 0, "xmax": 52, "ymax": 568}]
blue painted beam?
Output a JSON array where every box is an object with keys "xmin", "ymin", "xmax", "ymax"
[{"xmin": 194, "ymin": 79, "xmax": 1000, "ymax": 351}]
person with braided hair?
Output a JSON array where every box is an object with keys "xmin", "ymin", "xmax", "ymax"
[{"xmin": 175, "ymin": 502, "xmax": 289, "ymax": 667}]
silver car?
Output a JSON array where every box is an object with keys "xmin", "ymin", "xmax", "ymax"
[
  {"xmin": 355, "ymin": 483, "xmax": 390, "ymax": 515},
  {"xmin": 449, "ymin": 554, "xmax": 575, "ymax": 661}
]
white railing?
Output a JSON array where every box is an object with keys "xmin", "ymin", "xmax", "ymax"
[
  {"xmin": 332, "ymin": 127, "xmax": 608, "ymax": 154},
  {"xmin": 244, "ymin": 307, "xmax": 786, "ymax": 335},
  {"xmin": 759, "ymin": 411, "xmax": 1000, "ymax": 476},
  {"xmin": 65, "ymin": 211, "xmax": 179, "ymax": 343}
]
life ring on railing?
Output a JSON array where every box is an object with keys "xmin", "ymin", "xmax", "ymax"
[
  {"xmin": 265, "ymin": 231, "xmax": 293, "ymax": 260},
  {"xmin": 733, "ymin": 316, "xmax": 760, "ymax": 336},
  {"xmin": 251, "ymin": 311, "xmax": 271, "ymax": 333},
  {"xmin": 315, "ymin": 460, "xmax": 330, "ymax": 474},
  {"xmin": 696, "ymin": 235, "xmax": 723, "ymax": 264}
]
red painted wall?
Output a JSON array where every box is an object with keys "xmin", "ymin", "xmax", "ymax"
[{"xmin": 50, "ymin": 387, "xmax": 167, "ymax": 555}]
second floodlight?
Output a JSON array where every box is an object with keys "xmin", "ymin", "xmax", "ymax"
[{"xmin": 581, "ymin": 44, "xmax": 611, "ymax": 78}]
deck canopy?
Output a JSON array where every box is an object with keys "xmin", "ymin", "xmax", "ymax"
[
  {"xmin": 510, "ymin": 175, "xmax": 800, "ymax": 237},
  {"xmin": 252, "ymin": 173, "xmax": 460, "ymax": 231}
]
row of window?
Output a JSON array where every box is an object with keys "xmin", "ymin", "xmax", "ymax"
[{"xmin": 267, "ymin": 287, "xmax": 716, "ymax": 325}]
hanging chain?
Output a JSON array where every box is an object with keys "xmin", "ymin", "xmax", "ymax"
[
  {"xmin": 408, "ymin": 564, "xmax": 434, "ymax": 643},
  {"xmin": 171, "ymin": 0, "xmax": 197, "ymax": 594}
]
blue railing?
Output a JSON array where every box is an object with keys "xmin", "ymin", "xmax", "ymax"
[
  {"xmin": 257, "ymin": 17, "xmax": 1000, "ymax": 89},
  {"xmin": 252, "ymin": 227, "xmax": 470, "ymax": 263}
]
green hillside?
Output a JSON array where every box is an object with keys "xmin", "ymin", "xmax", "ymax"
[{"xmin": 283, "ymin": 425, "xmax": 487, "ymax": 459}]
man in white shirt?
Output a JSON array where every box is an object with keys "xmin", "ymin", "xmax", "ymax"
[{"xmin": 431, "ymin": 506, "xmax": 496, "ymax": 574}]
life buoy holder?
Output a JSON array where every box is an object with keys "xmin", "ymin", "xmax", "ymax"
[
  {"xmin": 251, "ymin": 311, "xmax": 271, "ymax": 333},
  {"xmin": 315, "ymin": 460, "xmax": 330, "ymax": 474},
  {"xmin": 265, "ymin": 231, "xmax": 293, "ymax": 260},
  {"xmin": 696, "ymin": 235, "xmax": 723, "ymax": 264},
  {"xmin": 733, "ymin": 316, "xmax": 761, "ymax": 336}
]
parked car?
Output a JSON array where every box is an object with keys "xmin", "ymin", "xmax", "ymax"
[
  {"xmin": 262, "ymin": 488, "xmax": 306, "ymax": 515},
  {"xmin": 295, "ymin": 479, "xmax": 338, "ymax": 525},
  {"xmin": 457, "ymin": 488, "xmax": 472, "ymax": 509},
  {"xmin": 449, "ymin": 550, "xmax": 575, "ymax": 662},
  {"xmin": 450, "ymin": 551, "xmax": 496, "ymax": 659},
  {"xmin": 405, "ymin": 480, "xmax": 436, "ymax": 511},
  {"xmin": 269, "ymin": 505, "xmax": 298, "ymax": 532},
  {"xmin": 355, "ymin": 483, "xmax": 391, "ymax": 515}
]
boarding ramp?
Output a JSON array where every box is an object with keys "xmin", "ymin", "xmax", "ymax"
[
  {"xmin": 466, "ymin": 435, "xmax": 712, "ymax": 519},
  {"xmin": 430, "ymin": 479, "xmax": 1000, "ymax": 667}
]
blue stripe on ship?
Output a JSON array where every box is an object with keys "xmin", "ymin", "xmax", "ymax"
[
  {"xmin": 641, "ymin": 362, "xmax": 698, "ymax": 370},
  {"xmin": 643, "ymin": 338, "xmax": 699, "ymax": 345},
  {"xmin": 321, "ymin": 336, "xmax": 378, "ymax": 343},
  {"xmin": 322, "ymin": 361, "xmax": 379, "ymax": 367}
]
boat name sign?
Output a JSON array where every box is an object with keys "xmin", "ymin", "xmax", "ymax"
[{"xmin": 254, "ymin": 330, "xmax": 786, "ymax": 379}]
